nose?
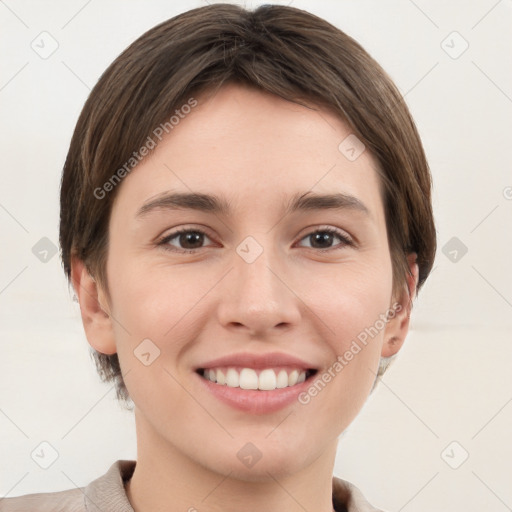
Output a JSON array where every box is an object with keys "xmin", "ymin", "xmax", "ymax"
[{"xmin": 216, "ymin": 241, "xmax": 301, "ymax": 336}]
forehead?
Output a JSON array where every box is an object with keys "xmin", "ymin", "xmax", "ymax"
[{"xmin": 112, "ymin": 83, "xmax": 383, "ymax": 220}]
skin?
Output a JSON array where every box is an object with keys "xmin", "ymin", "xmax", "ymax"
[{"xmin": 72, "ymin": 83, "xmax": 418, "ymax": 512}]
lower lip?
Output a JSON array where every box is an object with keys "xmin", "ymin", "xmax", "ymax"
[{"xmin": 195, "ymin": 371, "xmax": 315, "ymax": 414}]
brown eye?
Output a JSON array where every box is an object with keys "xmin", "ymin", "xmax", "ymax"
[
  {"xmin": 159, "ymin": 228, "xmax": 213, "ymax": 253},
  {"xmin": 297, "ymin": 228, "xmax": 353, "ymax": 251}
]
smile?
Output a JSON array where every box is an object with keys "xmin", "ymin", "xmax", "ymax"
[{"xmin": 198, "ymin": 366, "xmax": 317, "ymax": 391}]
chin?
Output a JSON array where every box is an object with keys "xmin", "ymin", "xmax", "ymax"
[{"xmin": 203, "ymin": 440, "xmax": 315, "ymax": 482}]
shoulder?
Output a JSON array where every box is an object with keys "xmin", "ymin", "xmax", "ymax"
[
  {"xmin": 0, "ymin": 460, "xmax": 136, "ymax": 512},
  {"xmin": 0, "ymin": 487, "xmax": 84, "ymax": 511},
  {"xmin": 332, "ymin": 476, "xmax": 387, "ymax": 512}
]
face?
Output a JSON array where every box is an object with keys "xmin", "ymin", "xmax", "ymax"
[{"xmin": 95, "ymin": 83, "xmax": 402, "ymax": 480}]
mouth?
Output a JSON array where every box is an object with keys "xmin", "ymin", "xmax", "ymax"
[{"xmin": 195, "ymin": 366, "xmax": 318, "ymax": 391}]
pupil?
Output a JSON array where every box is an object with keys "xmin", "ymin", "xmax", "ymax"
[
  {"xmin": 181, "ymin": 232, "xmax": 203, "ymax": 248},
  {"xmin": 312, "ymin": 232, "xmax": 332, "ymax": 248},
  {"xmin": 177, "ymin": 231, "xmax": 334, "ymax": 250}
]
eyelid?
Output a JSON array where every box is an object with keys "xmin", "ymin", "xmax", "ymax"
[
  {"xmin": 157, "ymin": 224, "xmax": 355, "ymax": 253},
  {"xmin": 157, "ymin": 225, "xmax": 217, "ymax": 251},
  {"xmin": 294, "ymin": 226, "xmax": 354, "ymax": 251}
]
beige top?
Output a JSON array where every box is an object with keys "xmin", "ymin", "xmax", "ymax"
[{"xmin": 0, "ymin": 460, "xmax": 384, "ymax": 512}]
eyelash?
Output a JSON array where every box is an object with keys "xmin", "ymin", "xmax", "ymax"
[{"xmin": 157, "ymin": 226, "xmax": 354, "ymax": 254}]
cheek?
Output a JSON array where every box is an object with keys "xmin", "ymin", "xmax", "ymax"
[
  {"xmin": 108, "ymin": 238, "xmax": 393, "ymax": 352},
  {"xmin": 309, "ymin": 255, "xmax": 393, "ymax": 341},
  {"xmin": 107, "ymin": 247, "xmax": 184, "ymax": 326},
  {"xmin": 106, "ymin": 255, "xmax": 216, "ymax": 380},
  {"xmin": 307, "ymin": 256, "xmax": 393, "ymax": 398},
  {"xmin": 106, "ymin": 262, "xmax": 195, "ymax": 410}
]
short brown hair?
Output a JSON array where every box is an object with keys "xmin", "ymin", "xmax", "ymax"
[{"xmin": 59, "ymin": 3, "xmax": 436, "ymax": 406}]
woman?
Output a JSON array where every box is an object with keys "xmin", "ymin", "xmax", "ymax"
[{"xmin": 2, "ymin": 3, "xmax": 435, "ymax": 511}]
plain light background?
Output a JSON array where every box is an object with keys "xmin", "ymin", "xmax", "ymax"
[{"xmin": 1, "ymin": 0, "xmax": 511, "ymax": 510}]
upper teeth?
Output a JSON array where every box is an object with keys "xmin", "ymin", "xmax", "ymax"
[{"xmin": 202, "ymin": 367, "xmax": 308, "ymax": 390}]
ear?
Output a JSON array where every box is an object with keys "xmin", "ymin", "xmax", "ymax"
[
  {"xmin": 70, "ymin": 255, "xmax": 117, "ymax": 355},
  {"xmin": 381, "ymin": 253, "xmax": 419, "ymax": 358}
]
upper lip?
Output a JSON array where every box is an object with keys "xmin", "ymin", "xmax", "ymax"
[{"xmin": 196, "ymin": 351, "xmax": 318, "ymax": 371}]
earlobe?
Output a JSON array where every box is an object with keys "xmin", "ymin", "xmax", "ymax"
[
  {"xmin": 71, "ymin": 256, "xmax": 117, "ymax": 355},
  {"xmin": 381, "ymin": 253, "xmax": 419, "ymax": 358}
]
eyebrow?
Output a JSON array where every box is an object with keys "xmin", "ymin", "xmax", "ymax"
[{"xmin": 135, "ymin": 190, "xmax": 370, "ymax": 218}]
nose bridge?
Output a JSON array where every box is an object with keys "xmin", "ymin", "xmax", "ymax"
[
  {"xmin": 217, "ymin": 234, "xmax": 300, "ymax": 332},
  {"xmin": 238, "ymin": 237, "xmax": 280, "ymax": 299}
]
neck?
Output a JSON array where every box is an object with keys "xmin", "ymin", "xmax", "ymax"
[{"xmin": 125, "ymin": 409, "xmax": 338, "ymax": 512}]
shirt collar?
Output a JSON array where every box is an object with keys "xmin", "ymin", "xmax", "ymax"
[{"xmin": 84, "ymin": 460, "xmax": 380, "ymax": 512}]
